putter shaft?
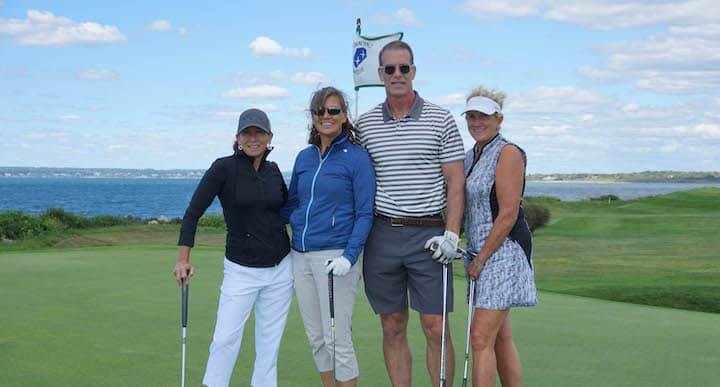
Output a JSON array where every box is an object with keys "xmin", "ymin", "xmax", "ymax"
[
  {"xmin": 462, "ymin": 279, "xmax": 476, "ymax": 387},
  {"xmin": 181, "ymin": 282, "xmax": 189, "ymax": 387},
  {"xmin": 439, "ymin": 264, "xmax": 448, "ymax": 387},
  {"xmin": 328, "ymin": 272, "xmax": 336, "ymax": 386}
]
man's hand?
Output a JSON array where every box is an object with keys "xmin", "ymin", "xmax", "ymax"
[
  {"xmin": 325, "ymin": 256, "xmax": 352, "ymax": 276},
  {"xmin": 424, "ymin": 230, "xmax": 460, "ymax": 264}
]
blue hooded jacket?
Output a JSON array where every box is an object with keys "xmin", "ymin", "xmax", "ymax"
[{"xmin": 284, "ymin": 134, "xmax": 375, "ymax": 264}]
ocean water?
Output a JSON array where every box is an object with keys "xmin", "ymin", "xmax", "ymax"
[{"xmin": 0, "ymin": 177, "xmax": 718, "ymax": 218}]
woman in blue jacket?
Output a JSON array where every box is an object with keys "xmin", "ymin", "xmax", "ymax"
[{"xmin": 285, "ymin": 86, "xmax": 375, "ymax": 387}]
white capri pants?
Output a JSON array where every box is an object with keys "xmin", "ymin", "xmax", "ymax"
[
  {"xmin": 292, "ymin": 249, "xmax": 360, "ymax": 382},
  {"xmin": 202, "ymin": 255, "xmax": 293, "ymax": 387}
]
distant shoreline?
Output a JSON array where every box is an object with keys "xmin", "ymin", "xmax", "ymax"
[{"xmin": 2, "ymin": 167, "xmax": 719, "ymax": 184}]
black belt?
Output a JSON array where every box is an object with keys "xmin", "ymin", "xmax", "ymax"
[{"xmin": 374, "ymin": 213, "xmax": 444, "ymax": 227}]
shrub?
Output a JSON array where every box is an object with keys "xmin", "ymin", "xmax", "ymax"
[
  {"xmin": 86, "ymin": 215, "xmax": 141, "ymax": 228},
  {"xmin": 40, "ymin": 216, "xmax": 67, "ymax": 233},
  {"xmin": 198, "ymin": 214, "xmax": 226, "ymax": 228},
  {"xmin": 524, "ymin": 203, "xmax": 551, "ymax": 232},
  {"xmin": 0, "ymin": 211, "xmax": 46, "ymax": 240},
  {"xmin": 40, "ymin": 208, "xmax": 88, "ymax": 228}
]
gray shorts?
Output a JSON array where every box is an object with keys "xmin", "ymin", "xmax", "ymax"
[{"xmin": 362, "ymin": 218, "xmax": 453, "ymax": 315}]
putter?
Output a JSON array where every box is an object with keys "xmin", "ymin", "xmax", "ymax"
[
  {"xmin": 428, "ymin": 242, "xmax": 456, "ymax": 387},
  {"xmin": 429, "ymin": 244, "xmax": 476, "ymax": 387},
  {"xmin": 439, "ymin": 262, "xmax": 449, "ymax": 387},
  {"xmin": 180, "ymin": 281, "xmax": 189, "ymax": 387},
  {"xmin": 462, "ymin": 277, "xmax": 476, "ymax": 387},
  {"xmin": 328, "ymin": 270, "xmax": 337, "ymax": 386},
  {"xmin": 455, "ymin": 248, "xmax": 478, "ymax": 387}
]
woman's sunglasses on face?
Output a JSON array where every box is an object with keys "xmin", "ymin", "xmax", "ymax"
[
  {"xmin": 312, "ymin": 107, "xmax": 343, "ymax": 116},
  {"xmin": 382, "ymin": 64, "xmax": 412, "ymax": 75}
]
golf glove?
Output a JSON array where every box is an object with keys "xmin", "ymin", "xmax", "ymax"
[
  {"xmin": 424, "ymin": 230, "xmax": 460, "ymax": 264},
  {"xmin": 325, "ymin": 256, "xmax": 352, "ymax": 276}
]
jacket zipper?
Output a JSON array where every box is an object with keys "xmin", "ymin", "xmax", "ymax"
[{"xmin": 301, "ymin": 143, "xmax": 338, "ymax": 251}]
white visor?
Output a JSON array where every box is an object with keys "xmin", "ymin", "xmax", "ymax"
[{"xmin": 463, "ymin": 96, "xmax": 502, "ymax": 115}]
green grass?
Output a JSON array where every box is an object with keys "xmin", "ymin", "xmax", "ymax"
[
  {"xmin": 1, "ymin": 188, "xmax": 718, "ymax": 385},
  {"xmin": 529, "ymin": 188, "xmax": 720, "ymax": 313},
  {"xmin": 1, "ymin": 244, "xmax": 719, "ymax": 387}
]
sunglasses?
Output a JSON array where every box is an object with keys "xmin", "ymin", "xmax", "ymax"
[
  {"xmin": 312, "ymin": 107, "xmax": 343, "ymax": 116},
  {"xmin": 382, "ymin": 64, "xmax": 412, "ymax": 75}
]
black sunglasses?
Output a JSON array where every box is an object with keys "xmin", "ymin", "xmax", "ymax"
[
  {"xmin": 312, "ymin": 107, "xmax": 343, "ymax": 116},
  {"xmin": 382, "ymin": 64, "xmax": 412, "ymax": 75}
]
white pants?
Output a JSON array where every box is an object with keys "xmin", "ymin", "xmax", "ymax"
[
  {"xmin": 202, "ymin": 255, "xmax": 293, "ymax": 387},
  {"xmin": 292, "ymin": 249, "xmax": 360, "ymax": 382}
]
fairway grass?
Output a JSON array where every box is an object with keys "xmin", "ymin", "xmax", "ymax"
[
  {"xmin": 530, "ymin": 188, "xmax": 720, "ymax": 313},
  {"xmin": 2, "ymin": 245, "xmax": 719, "ymax": 386}
]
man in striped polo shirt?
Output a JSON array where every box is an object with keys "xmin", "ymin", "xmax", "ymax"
[{"xmin": 356, "ymin": 40, "xmax": 466, "ymax": 387}]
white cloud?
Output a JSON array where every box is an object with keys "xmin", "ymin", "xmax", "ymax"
[
  {"xmin": 77, "ymin": 68, "xmax": 118, "ymax": 81},
  {"xmin": 529, "ymin": 124, "xmax": 569, "ymax": 135},
  {"xmin": 220, "ymin": 70, "xmax": 288, "ymax": 85},
  {"xmin": 433, "ymin": 93, "xmax": 466, "ymax": 108},
  {"xmin": 458, "ymin": 1, "xmax": 720, "ymax": 30},
  {"xmin": 660, "ymin": 143, "xmax": 681, "ymax": 153},
  {"xmin": 669, "ymin": 23, "xmax": 720, "ymax": 38},
  {"xmin": 0, "ymin": 10, "xmax": 126, "ymax": 47},
  {"xmin": 371, "ymin": 8, "xmax": 420, "ymax": 27},
  {"xmin": 580, "ymin": 27, "xmax": 720, "ymax": 94},
  {"xmin": 508, "ymin": 86, "xmax": 609, "ymax": 113},
  {"xmin": 457, "ymin": 0, "xmax": 540, "ymax": 18},
  {"xmin": 576, "ymin": 65, "xmax": 621, "ymax": 82},
  {"xmin": 292, "ymin": 72, "xmax": 330, "ymax": 85},
  {"xmin": 396, "ymin": 8, "xmax": 419, "ymax": 26},
  {"xmin": 249, "ymin": 36, "xmax": 311, "ymax": 59},
  {"xmin": 222, "ymin": 84, "xmax": 290, "ymax": 99},
  {"xmin": 147, "ymin": 20, "xmax": 188, "ymax": 36},
  {"xmin": 544, "ymin": 0, "xmax": 719, "ymax": 30},
  {"xmin": 147, "ymin": 19, "xmax": 172, "ymax": 32}
]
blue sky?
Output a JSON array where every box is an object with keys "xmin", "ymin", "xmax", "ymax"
[{"xmin": 1, "ymin": 0, "xmax": 719, "ymax": 173}]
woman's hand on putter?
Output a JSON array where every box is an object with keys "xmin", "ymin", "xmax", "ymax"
[
  {"xmin": 173, "ymin": 260, "xmax": 194, "ymax": 285},
  {"xmin": 467, "ymin": 254, "xmax": 486, "ymax": 280},
  {"xmin": 174, "ymin": 246, "xmax": 195, "ymax": 286}
]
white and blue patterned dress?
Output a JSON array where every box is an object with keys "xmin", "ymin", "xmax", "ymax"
[{"xmin": 464, "ymin": 135, "xmax": 537, "ymax": 310}]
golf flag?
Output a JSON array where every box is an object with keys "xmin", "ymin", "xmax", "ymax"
[{"xmin": 352, "ymin": 19, "xmax": 403, "ymax": 90}]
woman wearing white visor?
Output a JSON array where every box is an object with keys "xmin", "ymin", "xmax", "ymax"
[{"xmin": 461, "ymin": 87, "xmax": 537, "ymax": 387}]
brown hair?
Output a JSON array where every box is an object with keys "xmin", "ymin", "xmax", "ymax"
[
  {"xmin": 308, "ymin": 87, "xmax": 359, "ymax": 146},
  {"xmin": 378, "ymin": 40, "xmax": 414, "ymax": 66}
]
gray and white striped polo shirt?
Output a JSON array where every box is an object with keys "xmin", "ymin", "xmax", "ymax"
[{"xmin": 356, "ymin": 92, "xmax": 465, "ymax": 218}]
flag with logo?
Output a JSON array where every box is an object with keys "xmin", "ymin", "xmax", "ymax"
[{"xmin": 352, "ymin": 19, "xmax": 403, "ymax": 90}]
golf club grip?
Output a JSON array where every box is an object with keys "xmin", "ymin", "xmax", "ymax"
[
  {"xmin": 181, "ymin": 283, "xmax": 189, "ymax": 328},
  {"xmin": 328, "ymin": 272, "xmax": 334, "ymax": 317}
]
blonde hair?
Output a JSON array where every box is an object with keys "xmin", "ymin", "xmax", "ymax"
[{"xmin": 466, "ymin": 86, "xmax": 506, "ymax": 109}]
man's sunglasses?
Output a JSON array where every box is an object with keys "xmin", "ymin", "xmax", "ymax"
[
  {"xmin": 312, "ymin": 107, "xmax": 343, "ymax": 116},
  {"xmin": 382, "ymin": 64, "xmax": 412, "ymax": 75}
]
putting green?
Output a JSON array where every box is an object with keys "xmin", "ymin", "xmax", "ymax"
[{"xmin": 1, "ymin": 245, "xmax": 718, "ymax": 386}]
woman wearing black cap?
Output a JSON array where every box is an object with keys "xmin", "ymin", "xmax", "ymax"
[{"xmin": 172, "ymin": 108, "xmax": 293, "ymax": 387}]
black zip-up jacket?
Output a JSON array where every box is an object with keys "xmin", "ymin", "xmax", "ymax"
[{"xmin": 178, "ymin": 149, "xmax": 291, "ymax": 267}]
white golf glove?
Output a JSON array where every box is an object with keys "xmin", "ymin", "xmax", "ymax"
[
  {"xmin": 325, "ymin": 256, "xmax": 352, "ymax": 276},
  {"xmin": 424, "ymin": 230, "xmax": 460, "ymax": 264}
]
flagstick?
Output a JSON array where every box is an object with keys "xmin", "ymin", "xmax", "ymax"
[{"xmin": 354, "ymin": 89, "xmax": 359, "ymax": 122}]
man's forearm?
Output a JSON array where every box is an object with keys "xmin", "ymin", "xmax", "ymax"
[{"xmin": 444, "ymin": 169, "xmax": 465, "ymax": 234}]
